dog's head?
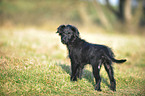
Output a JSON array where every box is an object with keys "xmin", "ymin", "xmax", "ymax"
[{"xmin": 56, "ymin": 24, "xmax": 80, "ymax": 44}]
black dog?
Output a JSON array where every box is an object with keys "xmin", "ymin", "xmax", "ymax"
[{"xmin": 56, "ymin": 24, "xmax": 126, "ymax": 91}]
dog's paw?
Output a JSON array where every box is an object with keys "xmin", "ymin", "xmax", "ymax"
[
  {"xmin": 95, "ymin": 85, "xmax": 102, "ymax": 91},
  {"xmin": 110, "ymin": 82, "xmax": 116, "ymax": 91},
  {"xmin": 95, "ymin": 88, "xmax": 102, "ymax": 91},
  {"xmin": 70, "ymin": 77, "xmax": 77, "ymax": 81},
  {"xmin": 110, "ymin": 87, "xmax": 116, "ymax": 91}
]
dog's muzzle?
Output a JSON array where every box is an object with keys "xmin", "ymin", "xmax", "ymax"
[{"xmin": 61, "ymin": 37, "xmax": 68, "ymax": 44}]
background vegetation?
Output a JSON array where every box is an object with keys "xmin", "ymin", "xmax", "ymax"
[
  {"xmin": 1, "ymin": 0, "xmax": 145, "ymax": 33},
  {"xmin": 0, "ymin": 0, "xmax": 145, "ymax": 95}
]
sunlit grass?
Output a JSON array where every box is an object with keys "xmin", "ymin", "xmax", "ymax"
[{"xmin": 0, "ymin": 28, "xmax": 145, "ymax": 95}]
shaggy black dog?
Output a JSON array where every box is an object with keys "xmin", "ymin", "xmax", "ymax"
[{"xmin": 56, "ymin": 24, "xmax": 126, "ymax": 91}]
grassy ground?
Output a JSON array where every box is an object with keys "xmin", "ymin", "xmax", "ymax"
[{"xmin": 0, "ymin": 28, "xmax": 145, "ymax": 95}]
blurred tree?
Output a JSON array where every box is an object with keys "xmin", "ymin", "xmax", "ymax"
[
  {"xmin": 106, "ymin": 0, "xmax": 143, "ymax": 23},
  {"xmin": 105, "ymin": 0, "xmax": 144, "ymax": 33},
  {"xmin": 0, "ymin": 0, "xmax": 4, "ymax": 26},
  {"xmin": 78, "ymin": 2, "xmax": 92, "ymax": 26},
  {"xmin": 93, "ymin": 0, "xmax": 111, "ymax": 29}
]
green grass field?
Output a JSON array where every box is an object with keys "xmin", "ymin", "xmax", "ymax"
[{"xmin": 0, "ymin": 28, "xmax": 145, "ymax": 95}]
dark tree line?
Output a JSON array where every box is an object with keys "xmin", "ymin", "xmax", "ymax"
[{"xmin": 102, "ymin": 0, "xmax": 145, "ymax": 33}]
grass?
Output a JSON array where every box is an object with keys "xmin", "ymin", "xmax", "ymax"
[{"xmin": 0, "ymin": 28, "xmax": 145, "ymax": 95}]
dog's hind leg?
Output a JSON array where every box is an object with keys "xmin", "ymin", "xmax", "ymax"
[
  {"xmin": 92, "ymin": 60, "xmax": 102, "ymax": 91},
  {"xmin": 104, "ymin": 61, "xmax": 116, "ymax": 91}
]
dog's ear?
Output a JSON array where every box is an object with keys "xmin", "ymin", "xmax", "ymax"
[
  {"xmin": 71, "ymin": 25, "xmax": 79, "ymax": 37},
  {"xmin": 56, "ymin": 25, "xmax": 65, "ymax": 34}
]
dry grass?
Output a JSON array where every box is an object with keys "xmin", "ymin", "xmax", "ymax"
[{"xmin": 0, "ymin": 28, "xmax": 145, "ymax": 95}]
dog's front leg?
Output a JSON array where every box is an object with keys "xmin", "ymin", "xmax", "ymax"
[
  {"xmin": 76, "ymin": 67, "xmax": 83, "ymax": 79},
  {"xmin": 70, "ymin": 62, "xmax": 79, "ymax": 81}
]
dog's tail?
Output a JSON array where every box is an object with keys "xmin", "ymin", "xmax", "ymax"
[
  {"xmin": 104, "ymin": 48, "xmax": 126, "ymax": 64},
  {"xmin": 109, "ymin": 56, "xmax": 126, "ymax": 63}
]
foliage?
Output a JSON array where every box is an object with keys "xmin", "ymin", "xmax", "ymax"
[{"xmin": 1, "ymin": 0, "xmax": 144, "ymax": 34}]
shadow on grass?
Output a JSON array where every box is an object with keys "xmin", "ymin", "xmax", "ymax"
[{"xmin": 59, "ymin": 64, "xmax": 110, "ymax": 88}]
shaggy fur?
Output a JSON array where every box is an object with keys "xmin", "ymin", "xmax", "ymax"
[{"xmin": 56, "ymin": 24, "xmax": 126, "ymax": 91}]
